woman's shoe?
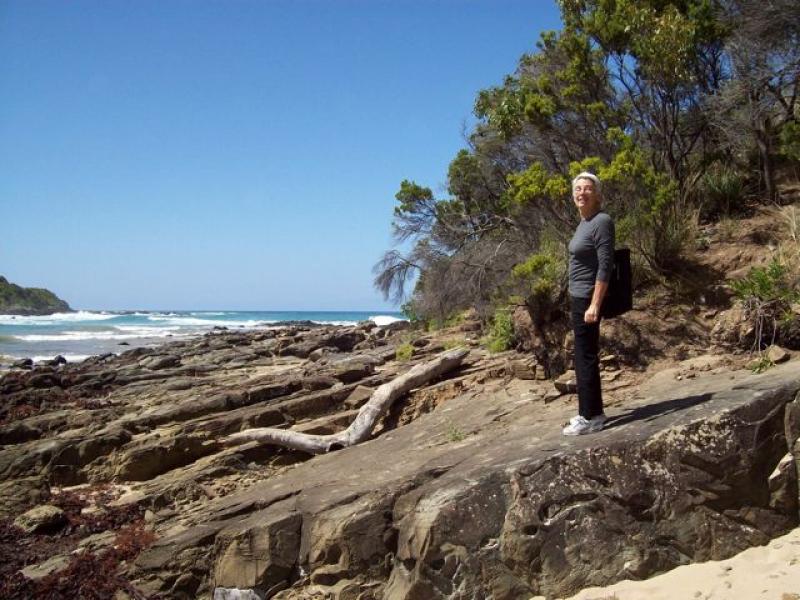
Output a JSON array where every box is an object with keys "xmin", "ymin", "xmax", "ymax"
[{"xmin": 563, "ymin": 414, "xmax": 605, "ymax": 435}]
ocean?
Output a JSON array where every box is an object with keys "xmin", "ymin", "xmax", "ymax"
[{"xmin": 0, "ymin": 310, "xmax": 405, "ymax": 365}]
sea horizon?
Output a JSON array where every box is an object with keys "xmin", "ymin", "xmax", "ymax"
[{"xmin": 0, "ymin": 309, "xmax": 405, "ymax": 364}]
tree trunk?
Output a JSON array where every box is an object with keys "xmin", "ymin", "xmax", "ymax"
[
  {"xmin": 225, "ymin": 348, "xmax": 470, "ymax": 454},
  {"xmin": 756, "ymin": 118, "xmax": 776, "ymax": 202}
]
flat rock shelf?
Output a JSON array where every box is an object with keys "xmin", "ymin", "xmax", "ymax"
[{"xmin": 1, "ymin": 322, "xmax": 799, "ymax": 599}]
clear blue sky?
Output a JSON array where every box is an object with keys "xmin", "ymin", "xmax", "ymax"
[{"xmin": 1, "ymin": 0, "xmax": 561, "ymax": 311}]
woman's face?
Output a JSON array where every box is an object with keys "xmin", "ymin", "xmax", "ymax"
[{"xmin": 573, "ymin": 178, "xmax": 599, "ymax": 214}]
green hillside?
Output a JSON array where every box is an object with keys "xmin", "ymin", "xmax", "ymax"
[{"xmin": 0, "ymin": 276, "xmax": 72, "ymax": 315}]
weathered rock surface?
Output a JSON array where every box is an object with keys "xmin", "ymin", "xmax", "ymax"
[
  {"xmin": 126, "ymin": 361, "xmax": 800, "ymax": 599},
  {"xmin": 554, "ymin": 369, "xmax": 577, "ymax": 394},
  {"xmin": 13, "ymin": 504, "xmax": 66, "ymax": 534},
  {"xmin": 3, "ymin": 319, "xmax": 800, "ymax": 600}
]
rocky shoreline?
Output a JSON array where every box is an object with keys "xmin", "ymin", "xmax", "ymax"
[{"xmin": 1, "ymin": 320, "xmax": 799, "ymax": 599}]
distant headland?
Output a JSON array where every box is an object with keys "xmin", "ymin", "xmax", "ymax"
[{"xmin": 0, "ymin": 276, "xmax": 72, "ymax": 315}]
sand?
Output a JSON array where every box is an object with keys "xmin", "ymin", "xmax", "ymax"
[{"xmin": 531, "ymin": 527, "xmax": 800, "ymax": 600}]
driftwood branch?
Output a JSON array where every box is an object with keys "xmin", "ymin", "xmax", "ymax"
[{"xmin": 225, "ymin": 347, "xmax": 470, "ymax": 454}]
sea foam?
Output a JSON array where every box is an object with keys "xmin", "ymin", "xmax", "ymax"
[
  {"xmin": 0, "ymin": 311, "xmax": 117, "ymax": 326},
  {"xmin": 31, "ymin": 354, "xmax": 91, "ymax": 363},
  {"xmin": 16, "ymin": 327, "xmax": 184, "ymax": 342},
  {"xmin": 370, "ymin": 315, "xmax": 405, "ymax": 326},
  {"xmin": 146, "ymin": 315, "xmax": 274, "ymax": 328}
]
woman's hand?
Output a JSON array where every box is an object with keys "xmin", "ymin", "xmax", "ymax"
[
  {"xmin": 586, "ymin": 280, "xmax": 609, "ymax": 324},
  {"xmin": 584, "ymin": 304, "xmax": 600, "ymax": 324}
]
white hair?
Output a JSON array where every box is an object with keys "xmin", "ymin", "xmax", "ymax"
[{"xmin": 572, "ymin": 172, "xmax": 602, "ymax": 195}]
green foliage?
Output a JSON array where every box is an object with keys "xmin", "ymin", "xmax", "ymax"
[
  {"xmin": 422, "ymin": 310, "xmax": 467, "ymax": 332},
  {"xmin": 444, "ymin": 311, "xmax": 467, "ymax": 328},
  {"xmin": 511, "ymin": 234, "xmax": 566, "ymax": 310},
  {"xmin": 395, "ymin": 342, "xmax": 414, "ymax": 362},
  {"xmin": 445, "ymin": 421, "xmax": 466, "ymax": 442},
  {"xmin": 394, "ymin": 180, "xmax": 435, "ymax": 217},
  {"xmin": 698, "ymin": 166, "xmax": 746, "ymax": 219},
  {"xmin": 779, "ymin": 121, "xmax": 800, "ymax": 162},
  {"xmin": 750, "ymin": 355, "xmax": 775, "ymax": 374},
  {"xmin": 0, "ymin": 275, "xmax": 71, "ymax": 315},
  {"xmin": 483, "ymin": 307, "xmax": 514, "ymax": 353},
  {"xmin": 442, "ymin": 338, "xmax": 467, "ymax": 350},
  {"xmin": 374, "ymin": 0, "xmax": 798, "ymax": 327},
  {"xmin": 558, "ymin": 0, "xmax": 728, "ymax": 194},
  {"xmin": 732, "ymin": 259, "xmax": 800, "ymax": 352},
  {"xmin": 731, "ymin": 260, "xmax": 799, "ymax": 304},
  {"xmin": 593, "ymin": 136, "xmax": 689, "ymax": 274},
  {"xmin": 400, "ymin": 301, "xmax": 422, "ymax": 324},
  {"xmin": 507, "ymin": 163, "xmax": 570, "ymax": 208}
]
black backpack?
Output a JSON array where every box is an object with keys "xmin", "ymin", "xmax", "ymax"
[{"xmin": 601, "ymin": 248, "xmax": 633, "ymax": 319}]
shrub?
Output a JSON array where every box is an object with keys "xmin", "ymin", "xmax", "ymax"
[
  {"xmin": 400, "ymin": 301, "xmax": 422, "ymax": 324},
  {"xmin": 592, "ymin": 136, "xmax": 692, "ymax": 276},
  {"xmin": 395, "ymin": 342, "xmax": 414, "ymax": 362},
  {"xmin": 750, "ymin": 355, "xmax": 775, "ymax": 373},
  {"xmin": 731, "ymin": 259, "xmax": 800, "ymax": 351},
  {"xmin": 731, "ymin": 260, "xmax": 797, "ymax": 304},
  {"xmin": 442, "ymin": 338, "xmax": 467, "ymax": 350},
  {"xmin": 483, "ymin": 307, "xmax": 514, "ymax": 353},
  {"xmin": 779, "ymin": 121, "xmax": 800, "ymax": 162},
  {"xmin": 716, "ymin": 215, "xmax": 739, "ymax": 243},
  {"xmin": 509, "ymin": 233, "xmax": 567, "ymax": 323},
  {"xmin": 445, "ymin": 421, "xmax": 466, "ymax": 442},
  {"xmin": 698, "ymin": 166, "xmax": 746, "ymax": 220}
]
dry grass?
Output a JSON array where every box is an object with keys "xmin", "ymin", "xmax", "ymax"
[{"xmin": 767, "ymin": 203, "xmax": 800, "ymax": 287}]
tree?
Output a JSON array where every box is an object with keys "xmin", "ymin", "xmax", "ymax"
[
  {"xmin": 374, "ymin": 0, "xmax": 798, "ymax": 328},
  {"xmin": 712, "ymin": 0, "xmax": 800, "ymax": 200},
  {"xmin": 557, "ymin": 0, "xmax": 728, "ymax": 198}
]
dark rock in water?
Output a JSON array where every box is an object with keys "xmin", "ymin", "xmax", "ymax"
[
  {"xmin": 118, "ymin": 341, "xmax": 130, "ymax": 346},
  {"xmin": 278, "ymin": 320, "xmax": 323, "ymax": 328},
  {"xmin": 12, "ymin": 358, "xmax": 33, "ymax": 370},
  {"xmin": 46, "ymin": 355, "xmax": 67, "ymax": 366},
  {"xmin": 213, "ymin": 326, "xmax": 229, "ymax": 331}
]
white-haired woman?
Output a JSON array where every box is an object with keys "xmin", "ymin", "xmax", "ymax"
[{"xmin": 562, "ymin": 172, "xmax": 615, "ymax": 436}]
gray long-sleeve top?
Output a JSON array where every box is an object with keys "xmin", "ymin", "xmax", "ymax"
[{"xmin": 568, "ymin": 211, "xmax": 615, "ymax": 299}]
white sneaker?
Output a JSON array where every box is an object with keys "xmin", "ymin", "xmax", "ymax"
[
  {"xmin": 569, "ymin": 413, "xmax": 606, "ymax": 426},
  {"xmin": 563, "ymin": 414, "xmax": 606, "ymax": 436}
]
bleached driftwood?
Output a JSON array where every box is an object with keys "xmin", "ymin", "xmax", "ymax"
[{"xmin": 225, "ymin": 347, "xmax": 469, "ymax": 454}]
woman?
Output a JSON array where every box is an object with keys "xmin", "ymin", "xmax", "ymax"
[{"xmin": 562, "ymin": 172, "xmax": 614, "ymax": 436}]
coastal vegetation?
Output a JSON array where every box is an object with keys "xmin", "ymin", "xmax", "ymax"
[
  {"xmin": 375, "ymin": 0, "xmax": 800, "ymax": 366},
  {"xmin": 395, "ymin": 341, "xmax": 415, "ymax": 361},
  {"xmin": 0, "ymin": 276, "xmax": 71, "ymax": 316}
]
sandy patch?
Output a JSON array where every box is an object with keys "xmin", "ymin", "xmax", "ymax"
[{"xmin": 534, "ymin": 527, "xmax": 800, "ymax": 600}]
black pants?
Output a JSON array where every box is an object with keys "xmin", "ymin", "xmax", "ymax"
[{"xmin": 571, "ymin": 295, "xmax": 603, "ymax": 418}]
